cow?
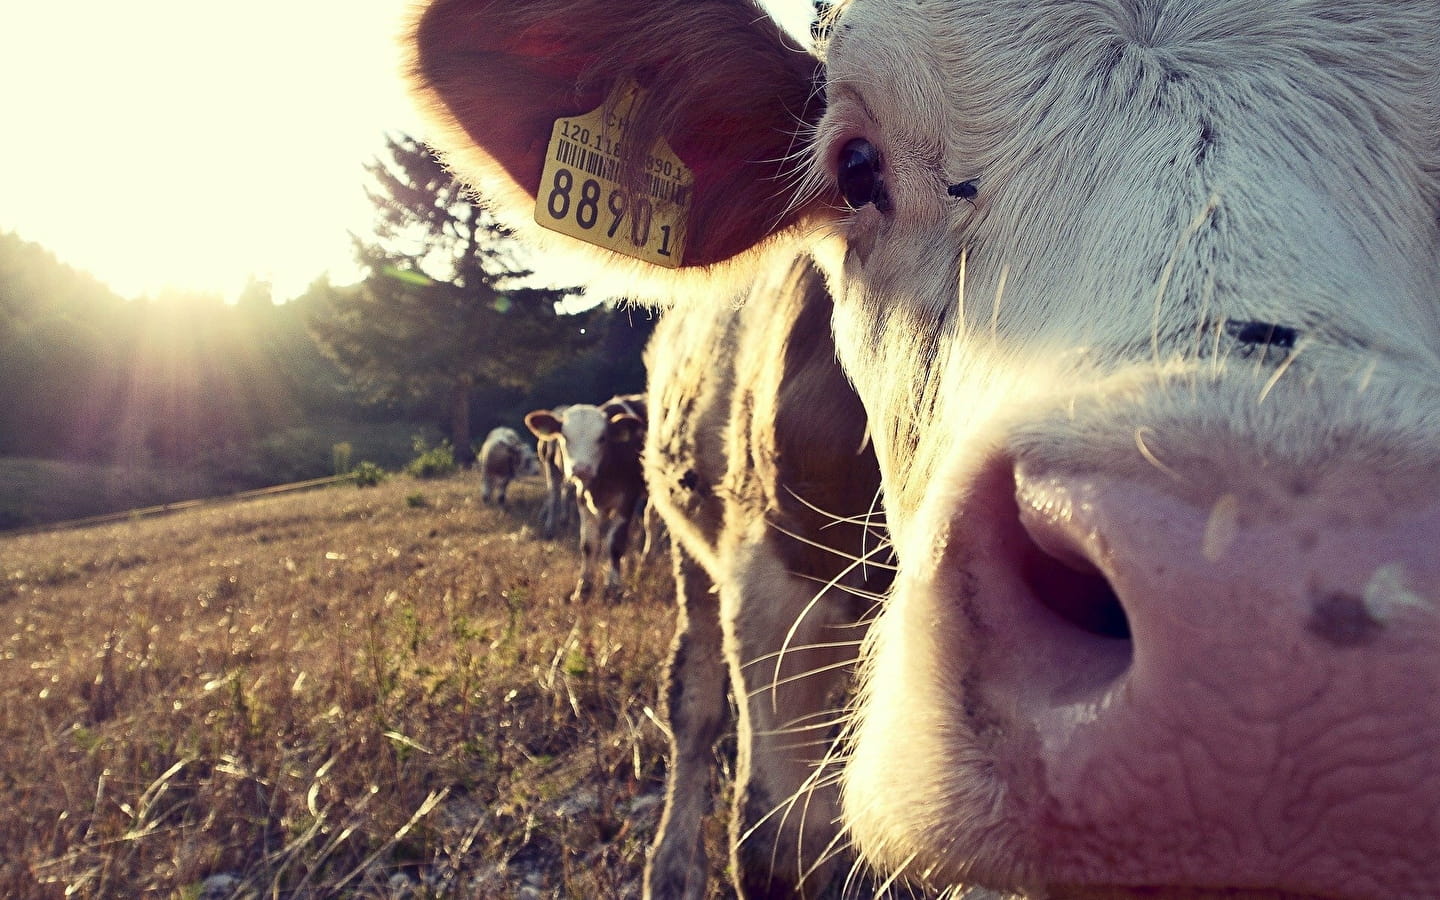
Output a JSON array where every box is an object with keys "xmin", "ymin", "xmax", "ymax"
[
  {"xmin": 525, "ymin": 395, "xmax": 648, "ymax": 601},
  {"xmin": 477, "ymin": 426, "xmax": 526, "ymax": 507},
  {"xmin": 409, "ymin": 2, "xmax": 1440, "ymax": 898},
  {"xmin": 534, "ymin": 411, "xmax": 577, "ymax": 539},
  {"xmin": 642, "ymin": 264, "xmax": 889, "ymax": 897}
]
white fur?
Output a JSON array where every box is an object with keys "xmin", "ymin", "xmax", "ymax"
[
  {"xmin": 552, "ymin": 406, "xmax": 609, "ymax": 484},
  {"xmin": 821, "ymin": 2, "xmax": 1440, "ymax": 891}
]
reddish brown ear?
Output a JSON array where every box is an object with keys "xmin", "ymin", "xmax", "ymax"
[
  {"xmin": 410, "ymin": 0, "xmax": 828, "ymax": 270},
  {"xmin": 605, "ymin": 413, "xmax": 645, "ymax": 444},
  {"xmin": 525, "ymin": 410, "xmax": 563, "ymax": 438},
  {"xmin": 601, "ymin": 393, "xmax": 646, "ymax": 423}
]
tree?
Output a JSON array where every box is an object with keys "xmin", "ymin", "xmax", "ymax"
[
  {"xmin": 0, "ymin": 232, "xmax": 357, "ymax": 469},
  {"xmin": 811, "ymin": 0, "xmax": 837, "ymax": 43},
  {"xmin": 309, "ymin": 134, "xmax": 593, "ymax": 464}
]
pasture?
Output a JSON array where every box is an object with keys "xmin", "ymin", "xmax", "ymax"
[{"xmin": 0, "ymin": 475, "xmax": 725, "ymax": 898}]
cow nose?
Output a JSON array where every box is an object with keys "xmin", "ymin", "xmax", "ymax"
[
  {"xmin": 844, "ymin": 450, "xmax": 1440, "ymax": 893},
  {"xmin": 1011, "ymin": 465, "xmax": 1440, "ymax": 663},
  {"xmin": 981, "ymin": 460, "xmax": 1440, "ymax": 879}
]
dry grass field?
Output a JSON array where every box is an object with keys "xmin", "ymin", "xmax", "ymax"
[{"xmin": 0, "ymin": 474, "xmax": 732, "ymax": 898}]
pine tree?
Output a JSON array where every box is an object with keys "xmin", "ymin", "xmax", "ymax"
[
  {"xmin": 812, "ymin": 0, "xmax": 836, "ymax": 43},
  {"xmin": 310, "ymin": 134, "xmax": 592, "ymax": 464}
]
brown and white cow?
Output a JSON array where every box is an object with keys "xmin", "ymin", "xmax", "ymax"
[
  {"xmin": 534, "ymin": 408, "xmax": 577, "ymax": 539},
  {"xmin": 642, "ymin": 263, "xmax": 888, "ymax": 898},
  {"xmin": 411, "ymin": 2, "xmax": 1440, "ymax": 898},
  {"xmin": 525, "ymin": 395, "xmax": 647, "ymax": 601},
  {"xmin": 477, "ymin": 426, "xmax": 526, "ymax": 507}
]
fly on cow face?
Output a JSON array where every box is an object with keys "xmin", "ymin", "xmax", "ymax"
[
  {"xmin": 947, "ymin": 179, "xmax": 979, "ymax": 206},
  {"xmin": 1223, "ymin": 318, "xmax": 1299, "ymax": 350}
]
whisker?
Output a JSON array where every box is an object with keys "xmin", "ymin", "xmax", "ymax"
[
  {"xmin": 873, "ymin": 849, "xmax": 922, "ymax": 896},
  {"xmin": 769, "ymin": 537, "xmax": 897, "ymax": 714},
  {"xmin": 803, "ymin": 816, "xmax": 859, "ymax": 886},
  {"xmin": 792, "ymin": 573, "xmax": 891, "ymax": 603},
  {"xmin": 767, "ymin": 739, "xmax": 834, "ymax": 891},
  {"xmin": 762, "ymin": 705, "xmax": 853, "ymax": 727},
  {"xmin": 1257, "ymin": 336, "xmax": 1306, "ymax": 406},
  {"xmin": 989, "ymin": 263, "xmax": 1010, "ymax": 342},
  {"xmin": 771, "ymin": 588, "xmax": 855, "ymax": 712},
  {"xmin": 767, "ymin": 520, "xmax": 899, "ymax": 569},
  {"xmin": 782, "ymin": 484, "xmax": 890, "ymax": 528},
  {"xmin": 861, "ymin": 481, "xmax": 889, "ymax": 579},
  {"xmin": 1151, "ymin": 192, "xmax": 1220, "ymax": 365},
  {"xmin": 741, "ymin": 638, "xmax": 869, "ymax": 669},
  {"xmin": 745, "ymin": 720, "xmax": 865, "ymax": 893},
  {"xmin": 752, "ymin": 716, "xmax": 854, "ymax": 743},
  {"xmin": 750, "ymin": 736, "xmax": 850, "ymax": 757},
  {"xmin": 1134, "ymin": 425, "xmax": 1185, "ymax": 483},
  {"xmin": 751, "ymin": 718, "xmax": 849, "ymax": 740},
  {"xmin": 956, "ymin": 247, "xmax": 968, "ymax": 335},
  {"xmin": 840, "ymin": 836, "xmax": 905, "ymax": 898},
  {"xmin": 750, "ymin": 657, "xmax": 860, "ymax": 700}
]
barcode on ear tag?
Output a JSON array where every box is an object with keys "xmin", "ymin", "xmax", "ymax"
[{"xmin": 536, "ymin": 82, "xmax": 692, "ymax": 268}]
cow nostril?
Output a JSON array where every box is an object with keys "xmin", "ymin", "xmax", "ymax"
[
  {"xmin": 1013, "ymin": 472, "xmax": 1132, "ymax": 641},
  {"xmin": 1021, "ymin": 536, "xmax": 1131, "ymax": 640}
]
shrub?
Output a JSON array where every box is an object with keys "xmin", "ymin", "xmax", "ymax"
[
  {"xmin": 350, "ymin": 461, "xmax": 386, "ymax": 488},
  {"xmin": 406, "ymin": 438, "xmax": 457, "ymax": 480},
  {"xmin": 332, "ymin": 442, "xmax": 353, "ymax": 475}
]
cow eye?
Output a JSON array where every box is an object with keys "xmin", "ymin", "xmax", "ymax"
[{"xmin": 837, "ymin": 138, "xmax": 889, "ymax": 212}]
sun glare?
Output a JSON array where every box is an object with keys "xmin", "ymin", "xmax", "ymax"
[
  {"xmin": 1, "ymin": 0, "xmax": 422, "ymax": 303},
  {"xmin": 1, "ymin": 0, "xmax": 813, "ymax": 304}
]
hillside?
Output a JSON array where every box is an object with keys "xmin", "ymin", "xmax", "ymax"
[{"xmin": 0, "ymin": 474, "xmax": 731, "ymax": 898}]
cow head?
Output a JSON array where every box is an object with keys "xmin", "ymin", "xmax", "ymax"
[
  {"xmin": 525, "ymin": 404, "xmax": 642, "ymax": 487},
  {"xmin": 414, "ymin": 2, "xmax": 1440, "ymax": 896}
]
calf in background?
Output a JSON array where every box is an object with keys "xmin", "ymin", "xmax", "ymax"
[
  {"xmin": 477, "ymin": 426, "xmax": 526, "ymax": 508},
  {"xmin": 525, "ymin": 396, "xmax": 647, "ymax": 601}
]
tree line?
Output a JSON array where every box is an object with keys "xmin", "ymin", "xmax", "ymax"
[{"xmin": 0, "ymin": 134, "xmax": 654, "ymax": 524}]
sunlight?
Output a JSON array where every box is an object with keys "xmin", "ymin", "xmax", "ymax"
[
  {"xmin": 0, "ymin": 0, "xmax": 812, "ymax": 304},
  {"xmin": 0, "ymin": 0, "xmax": 422, "ymax": 303}
]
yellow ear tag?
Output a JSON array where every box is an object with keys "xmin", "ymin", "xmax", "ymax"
[{"xmin": 536, "ymin": 82, "xmax": 692, "ymax": 268}]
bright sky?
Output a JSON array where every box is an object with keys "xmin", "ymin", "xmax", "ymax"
[{"xmin": 0, "ymin": 1, "xmax": 815, "ymax": 305}]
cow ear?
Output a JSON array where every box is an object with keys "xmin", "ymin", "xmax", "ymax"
[
  {"xmin": 606, "ymin": 413, "xmax": 645, "ymax": 444},
  {"xmin": 525, "ymin": 411, "xmax": 563, "ymax": 438},
  {"xmin": 409, "ymin": 0, "xmax": 830, "ymax": 293},
  {"xmin": 606, "ymin": 393, "xmax": 647, "ymax": 422},
  {"xmin": 600, "ymin": 398, "xmax": 640, "ymax": 421}
]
